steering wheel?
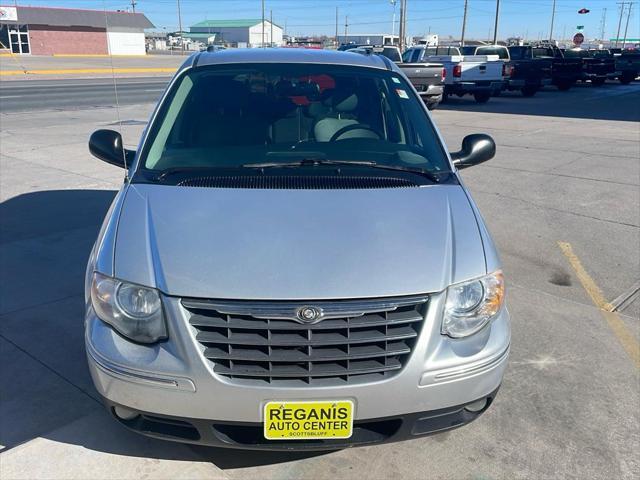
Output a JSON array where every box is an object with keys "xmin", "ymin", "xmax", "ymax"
[{"xmin": 329, "ymin": 124, "xmax": 382, "ymax": 142}]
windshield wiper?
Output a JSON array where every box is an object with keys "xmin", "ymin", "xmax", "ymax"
[
  {"xmin": 242, "ymin": 159, "xmax": 377, "ymax": 169},
  {"xmin": 362, "ymin": 164, "xmax": 442, "ymax": 183},
  {"xmin": 154, "ymin": 166, "xmax": 225, "ymax": 182},
  {"xmin": 243, "ymin": 159, "xmax": 442, "ymax": 183}
]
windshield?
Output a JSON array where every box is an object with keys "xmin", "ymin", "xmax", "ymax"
[{"xmin": 138, "ymin": 63, "xmax": 450, "ymax": 177}]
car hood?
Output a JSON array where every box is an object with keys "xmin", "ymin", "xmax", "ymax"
[{"xmin": 113, "ymin": 183, "xmax": 486, "ymax": 299}]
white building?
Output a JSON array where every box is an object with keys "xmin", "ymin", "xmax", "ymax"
[{"xmin": 187, "ymin": 19, "xmax": 283, "ymax": 48}]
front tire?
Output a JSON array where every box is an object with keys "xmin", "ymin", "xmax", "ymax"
[
  {"xmin": 426, "ymin": 102, "xmax": 438, "ymax": 110},
  {"xmin": 620, "ymin": 72, "xmax": 635, "ymax": 84},
  {"xmin": 591, "ymin": 77, "xmax": 606, "ymax": 86},
  {"xmin": 473, "ymin": 92, "xmax": 491, "ymax": 103},
  {"xmin": 521, "ymin": 86, "xmax": 538, "ymax": 97},
  {"xmin": 555, "ymin": 80, "xmax": 572, "ymax": 91}
]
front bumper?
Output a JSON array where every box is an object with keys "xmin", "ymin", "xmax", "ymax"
[
  {"xmin": 102, "ymin": 386, "xmax": 500, "ymax": 450},
  {"xmin": 86, "ymin": 292, "xmax": 510, "ymax": 446}
]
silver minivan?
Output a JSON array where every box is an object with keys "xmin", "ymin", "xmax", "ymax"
[{"xmin": 85, "ymin": 49, "xmax": 510, "ymax": 449}]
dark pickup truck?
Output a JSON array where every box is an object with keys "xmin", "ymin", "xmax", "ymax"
[
  {"xmin": 563, "ymin": 49, "xmax": 616, "ymax": 86},
  {"xmin": 613, "ymin": 49, "xmax": 640, "ymax": 84},
  {"xmin": 527, "ymin": 45, "xmax": 583, "ymax": 91},
  {"xmin": 505, "ymin": 46, "xmax": 553, "ymax": 96}
]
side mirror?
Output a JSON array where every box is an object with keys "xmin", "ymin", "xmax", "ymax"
[
  {"xmin": 89, "ymin": 129, "xmax": 135, "ymax": 168},
  {"xmin": 450, "ymin": 134, "xmax": 496, "ymax": 169}
]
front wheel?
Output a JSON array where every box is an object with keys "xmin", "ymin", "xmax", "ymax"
[
  {"xmin": 620, "ymin": 72, "xmax": 635, "ymax": 84},
  {"xmin": 591, "ymin": 77, "xmax": 606, "ymax": 86},
  {"xmin": 555, "ymin": 80, "xmax": 572, "ymax": 91},
  {"xmin": 473, "ymin": 92, "xmax": 491, "ymax": 103},
  {"xmin": 521, "ymin": 86, "xmax": 538, "ymax": 97},
  {"xmin": 426, "ymin": 101, "xmax": 439, "ymax": 111}
]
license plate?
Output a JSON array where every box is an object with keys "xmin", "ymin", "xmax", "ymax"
[{"xmin": 263, "ymin": 400, "xmax": 354, "ymax": 440}]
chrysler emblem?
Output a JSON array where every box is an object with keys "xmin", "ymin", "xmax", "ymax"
[{"xmin": 296, "ymin": 306, "xmax": 323, "ymax": 323}]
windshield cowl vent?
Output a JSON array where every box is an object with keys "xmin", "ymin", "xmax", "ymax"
[{"xmin": 177, "ymin": 176, "xmax": 419, "ymax": 189}]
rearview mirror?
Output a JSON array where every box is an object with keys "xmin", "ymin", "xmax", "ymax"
[
  {"xmin": 89, "ymin": 129, "xmax": 135, "ymax": 168},
  {"xmin": 450, "ymin": 134, "xmax": 496, "ymax": 169}
]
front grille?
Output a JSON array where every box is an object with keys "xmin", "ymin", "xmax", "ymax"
[
  {"xmin": 177, "ymin": 175, "xmax": 418, "ymax": 190},
  {"xmin": 183, "ymin": 296, "xmax": 428, "ymax": 386}
]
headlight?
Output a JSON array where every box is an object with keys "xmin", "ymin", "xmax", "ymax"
[
  {"xmin": 90, "ymin": 272, "xmax": 167, "ymax": 343},
  {"xmin": 442, "ymin": 270, "xmax": 505, "ymax": 338}
]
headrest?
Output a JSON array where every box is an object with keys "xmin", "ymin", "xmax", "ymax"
[{"xmin": 334, "ymin": 93, "xmax": 358, "ymax": 112}]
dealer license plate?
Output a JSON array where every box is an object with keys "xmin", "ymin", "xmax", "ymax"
[{"xmin": 263, "ymin": 400, "xmax": 354, "ymax": 440}]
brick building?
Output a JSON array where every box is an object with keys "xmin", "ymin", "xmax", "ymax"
[{"xmin": 0, "ymin": 5, "xmax": 153, "ymax": 55}]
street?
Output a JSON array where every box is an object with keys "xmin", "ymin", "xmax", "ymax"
[
  {"xmin": 0, "ymin": 79, "xmax": 638, "ymax": 479},
  {"xmin": 0, "ymin": 77, "xmax": 170, "ymax": 112}
]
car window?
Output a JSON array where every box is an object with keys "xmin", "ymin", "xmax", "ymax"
[
  {"xmin": 508, "ymin": 47, "xmax": 527, "ymax": 60},
  {"xmin": 475, "ymin": 47, "xmax": 509, "ymax": 59},
  {"xmin": 381, "ymin": 47, "xmax": 401, "ymax": 62},
  {"xmin": 139, "ymin": 64, "xmax": 450, "ymax": 176},
  {"xmin": 563, "ymin": 49, "xmax": 588, "ymax": 58},
  {"xmin": 460, "ymin": 47, "xmax": 476, "ymax": 55},
  {"xmin": 532, "ymin": 48, "xmax": 552, "ymax": 58}
]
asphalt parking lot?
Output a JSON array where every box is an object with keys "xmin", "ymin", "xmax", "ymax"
[{"xmin": 1, "ymin": 79, "xmax": 638, "ymax": 479}]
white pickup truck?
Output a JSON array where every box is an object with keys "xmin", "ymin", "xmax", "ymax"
[{"xmin": 403, "ymin": 45, "xmax": 506, "ymax": 103}]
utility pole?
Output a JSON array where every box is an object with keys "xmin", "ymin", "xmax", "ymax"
[
  {"xmin": 270, "ymin": 9, "xmax": 273, "ymax": 47},
  {"xmin": 599, "ymin": 8, "xmax": 607, "ymax": 41},
  {"xmin": 492, "ymin": 0, "xmax": 500, "ymax": 44},
  {"xmin": 460, "ymin": 0, "xmax": 468, "ymax": 46},
  {"xmin": 176, "ymin": 0, "xmax": 184, "ymax": 53},
  {"xmin": 344, "ymin": 15, "xmax": 348, "ymax": 38},
  {"xmin": 549, "ymin": 0, "xmax": 556, "ymax": 41},
  {"xmin": 615, "ymin": 2, "xmax": 625, "ymax": 46},
  {"xmin": 131, "ymin": 0, "xmax": 137, "ymax": 13},
  {"xmin": 335, "ymin": 6, "xmax": 339, "ymax": 46},
  {"xmin": 622, "ymin": 2, "xmax": 633, "ymax": 47}
]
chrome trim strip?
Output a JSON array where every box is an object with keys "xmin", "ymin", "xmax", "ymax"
[
  {"xmin": 181, "ymin": 295, "xmax": 429, "ymax": 322},
  {"xmin": 86, "ymin": 344, "xmax": 196, "ymax": 392},
  {"xmin": 433, "ymin": 345, "xmax": 510, "ymax": 381}
]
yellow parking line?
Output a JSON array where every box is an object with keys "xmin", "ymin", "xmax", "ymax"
[
  {"xmin": 558, "ymin": 241, "xmax": 640, "ymax": 369},
  {"xmin": 0, "ymin": 67, "xmax": 176, "ymax": 76}
]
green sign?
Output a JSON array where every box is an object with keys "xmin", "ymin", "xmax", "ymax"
[{"xmin": 576, "ymin": 25, "xmax": 584, "ymax": 30}]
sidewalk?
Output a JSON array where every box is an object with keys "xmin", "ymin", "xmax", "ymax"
[{"xmin": 0, "ymin": 54, "xmax": 187, "ymax": 80}]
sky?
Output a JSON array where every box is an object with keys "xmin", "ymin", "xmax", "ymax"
[{"xmin": 10, "ymin": 0, "xmax": 639, "ymax": 41}]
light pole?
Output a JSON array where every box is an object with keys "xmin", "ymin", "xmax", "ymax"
[
  {"xmin": 492, "ymin": 0, "xmax": 500, "ymax": 44},
  {"xmin": 335, "ymin": 6, "xmax": 339, "ymax": 46},
  {"xmin": 549, "ymin": 0, "xmax": 556, "ymax": 41},
  {"xmin": 622, "ymin": 2, "xmax": 633, "ymax": 48},
  {"xmin": 460, "ymin": 0, "xmax": 468, "ymax": 46},
  {"xmin": 261, "ymin": 0, "xmax": 265, "ymax": 48},
  {"xmin": 176, "ymin": 0, "xmax": 184, "ymax": 53},
  {"xmin": 390, "ymin": 0, "xmax": 397, "ymax": 39},
  {"xmin": 615, "ymin": 2, "xmax": 625, "ymax": 46}
]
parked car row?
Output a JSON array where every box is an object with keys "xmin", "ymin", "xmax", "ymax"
[{"xmin": 347, "ymin": 43, "xmax": 639, "ymax": 109}]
